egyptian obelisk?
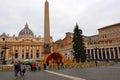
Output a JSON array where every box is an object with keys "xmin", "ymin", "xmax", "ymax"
[{"xmin": 44, "ymin": 0, "xmax": 51, "ymax": 54}]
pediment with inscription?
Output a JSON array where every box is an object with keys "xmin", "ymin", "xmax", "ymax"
[{"xmin": 20, "ymin": 38, "xmax": 34, "ymax": 43}]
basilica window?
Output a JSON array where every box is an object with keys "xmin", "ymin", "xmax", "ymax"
[
  {"xmin": 22, "ymin": 54, "xmax": 24, "ymax": 59},
  {"xmin": 26, "ymin": 53, "xmax": 29, "ymax": 59},
  {"xmin": 37, "ymin": 50, "xmax": 39, "ymax": 53},
  {"xmin": 36, "ymin": 53, "xmax": 39, "ymax": 58},
  {"xmin": 22, "ymin": 50, "xmax": 24, "ymax": 52},
  {"xmin": 15, "ymin": 53, "xmax": 18, "ymax": 58},
  {"xmin": 15, "ymin": 50, "xmax": 18, "ymax": 52},
  {"xmin": 31, "ymin": 54, "xmax": 33, "ymax": 58}
]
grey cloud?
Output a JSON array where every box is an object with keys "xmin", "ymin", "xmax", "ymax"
[{"xmin": 0, "ymin": 0, "xmax": 120, "ymax": 41}]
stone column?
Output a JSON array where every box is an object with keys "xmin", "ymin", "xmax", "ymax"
[
  {"xmin": 32, "ymin": 46, "xmax": 35, "ymax": 59},
  {"xmin": 86, "ymin": 49, "xmax": 88, "ymax": 58},
  {"xmin": 108, "ymin": 48, "xmax": 111, "ymax": 59},
  {"xmin": 101, "ymin": 48, "xmax": 103, "ymax": 60},
  {"xmin": 12, "ymin": 46, "xmax": 14, "ymax": 55},
  {"xmin": 6, "ymin": 49, "xmax": 8, "ymax": 61},
  {"xmin": 117, "ymin": 47, "xmax": 120, "ymax": 59},
  {"xmin": 89, "ymin": 49, "xmax": 92, "ymax": 59},
  {"xmin": 93, "ymin": 49, "xmax": 96, "ymax": 60},
  {"xmin": 20, "ymin": 45, "xmax": 22, "ymax": 59},
  {"xmin": 113, "ymin": 47, "xmax": 115, "ymax": 59},
  {"xmin": 29, "ymin": 46, "xmax": 31, "ymax": 59},
  {"xmin": 18, "ymin": 46, "xmax": 20, "ymax": 59},
  {"xmin": 97, "ymin": 49, "xmax": 99, "ymax": 60},
  {"xmin": 34, "ymin": 46, "xmax": 37, "ymax": 59},
  {"xmin": 105, "ymin": 48, "xmax": 107, "ymax": 60},
  {"xmin": 24, "ymin": 46, "xmax": 26, "ymax": 59}
]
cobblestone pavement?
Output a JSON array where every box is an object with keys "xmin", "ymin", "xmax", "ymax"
[
  {"xmin": 54, "ymin": 62, "xmax": 120, "ymax": 80},
  {"xmin": 0, "ymin": 71, "xmax": 72, "ymax": 80},
  {"xmin": 0, "ymin": 63, "xmax": 120, "ymax": 80}
]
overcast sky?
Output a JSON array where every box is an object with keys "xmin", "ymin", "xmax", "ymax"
[{"xmin": 0, "ymin": 0, "xmax": 120, "ymax": 41}]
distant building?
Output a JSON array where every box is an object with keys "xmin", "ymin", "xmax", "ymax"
[
  {"xmin": 55, "ymin": 23, "xmax": 120, "ymax": 61},
  {"xmin": 54, "ymin": 32, "xmax": 73, "ymax": 61}
]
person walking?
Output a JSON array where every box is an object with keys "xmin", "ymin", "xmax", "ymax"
[
  {"xmin": 32, "ymin": 62, "xmax": 36, "ymax": 71},
  {"xmin": 57, "ymin": 62, "xmax": 60, "ymax": 70},
  {"xmin": 21, "ymin": 63, "xmax": 26, "ymax": 76},
  {"xmin": 95, "ymin": 60, "xmax": 98, "ymax": 67},
  {"xmin": 14, "ymin": 62, "xmax": 19, "ymax": 78},
  {"xmin": 37, "ymin": 63, "xmax": 40, "ymax": 71},
  {"xmin": 43, "ymin": 63, "xmax": 46, "ymax": 70},
  {"xmin": 18, "ymin": 61, "xmax": 22, "ymax": 76},
  {"xmin": 30, "ymin": 63, "xmax": 32, "ymax": 71}
]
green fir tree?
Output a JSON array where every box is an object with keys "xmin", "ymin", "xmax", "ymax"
[{"xmin": 72, "ymin": 24, "xmax": 86, "ymax": 63}]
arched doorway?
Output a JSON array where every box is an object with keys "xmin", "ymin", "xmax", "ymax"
[{"xmin": 45, "ymin": 52, "xmax": 65, "ymax": 64}]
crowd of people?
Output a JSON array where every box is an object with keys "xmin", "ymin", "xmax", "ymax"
[
  {"xmin": 30, "ymin": 62, "xmax": 40, "ymax": 71},
  {"xmin": 14, "ymin": 61, "xmax": 26, "ymax": 78},
  {"xmin": 14, "ymin": 61, "xmax": 41, "ymax": 79},
  {"xmin": 14, "ymin": 61, "xmax": 64, "ymax": 79}
]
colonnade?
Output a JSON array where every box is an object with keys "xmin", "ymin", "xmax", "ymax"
[{"xmin": 86, "ymin": 46, "xmax": 120, "ymax": 60}]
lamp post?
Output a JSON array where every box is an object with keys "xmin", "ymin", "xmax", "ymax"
[{"xmin": 2, "ymin": 38, "xmax": 8, "ymax": 65}]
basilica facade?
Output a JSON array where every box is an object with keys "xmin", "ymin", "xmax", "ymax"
[{"xmin": 0, "ymin": 23, "xmax": 53, "ymax": 63}]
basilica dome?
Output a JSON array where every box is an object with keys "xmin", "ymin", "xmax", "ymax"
[{"xmin": 19, "ymin": 23, "xmax": 34, "ymax": 37}]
